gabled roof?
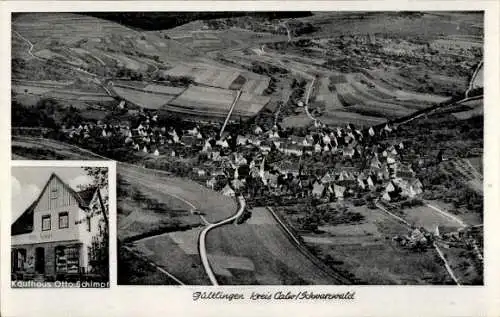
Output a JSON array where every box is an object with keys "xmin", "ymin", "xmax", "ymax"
[
  {"xmin": 11, "ymin": 173, "xmax": 102, "ymax": 236},
  {"xmin": 77, "ymin": 187, "xmax": 98, "ymax": 207},
  {"xmin": 11, "ymin": 200, "xmax": 37, "ymax": 235}
]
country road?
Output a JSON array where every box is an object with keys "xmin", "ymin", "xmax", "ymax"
[
  {"xmin": 304, "ymin": 78, "xmax": 318, "ymax": 123},
  {"xmin": 220, "ymin": 89, "xmax": 243, "ymax": 137},
  {"xmin": 199, "ymin": 195, "xmax": 246, "ymax": 285},
  {"xmin": 13, "ymin": 30, "xmax": 40, "ymax": 61}
]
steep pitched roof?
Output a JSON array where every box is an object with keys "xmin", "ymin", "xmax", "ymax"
[
  {"xmin": 76, "ymin": 187, "xmax": 98, "ymax": 208},
  {"xmin": 11, "ymin": 173, "xmax": 102, "ymax": 236},
  {"xmin": 11, "ymin": 200, "xmax": 36, "ymax": 235}
]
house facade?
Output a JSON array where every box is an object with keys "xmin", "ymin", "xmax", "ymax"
[{"xmin": 11, "ymin": 173, "xmax": 108, "ymax": 280}]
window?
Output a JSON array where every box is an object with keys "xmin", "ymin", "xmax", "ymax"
[
  {"xmin": 58, "ymin": 212, "xmax": 69, "ymax": 229},
  {"xmin": 86, "ymin": 217, "xmax": 91, "ymax": 232},
  {"xmin": 41, "ymin": 215, "xmax": 51, "ymax": 231},
  {"xmin": 55, "ymin": 245, "xmax": 80, "ymax": 274},
  {"xmin": 55, "ymin": 246, "xmax": 67, "ymax": 273},
  {"xmin": 50, "ymin": 186, "xmax": 58, "ymax": 199},
  {"xmin": 65, "ymin": 246, "xmax": 80, "ymax": 273}
]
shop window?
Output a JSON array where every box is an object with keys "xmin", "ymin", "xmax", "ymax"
[
  {"xmin": 55, "ymin": 245, "xmax": 79, "ymax": 274},
  {"xmin": 42, "ymin": 215, "xmax": 51, "ymax": 231},
  {"xmin": 55, "ymin": 246, "xmax": 67, "ymax": 273},
  {"xmin": 66, "ymin": 246, "xmax": 80, "ymax": 273}
]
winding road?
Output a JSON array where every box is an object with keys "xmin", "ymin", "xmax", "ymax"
[
  {"xmin": 198, "ymin": 195, "xmax": 246, "ymax": 285},
  {"xmin": 304, "ymin": 78, "xmax": 319, "ymax": 123},
  {"xmin": 13, "ymin": 30, "xmax": 40, "ymax": 61}
]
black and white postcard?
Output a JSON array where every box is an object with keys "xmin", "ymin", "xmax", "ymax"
[{"xmin": 1, "ymin": 1, "xmax": 499, "ymax": 317}]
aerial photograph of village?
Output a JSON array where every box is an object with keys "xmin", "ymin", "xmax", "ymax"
[{"xmin": 11, "ymin": 11, "xmax": 484, "ymax": 285}]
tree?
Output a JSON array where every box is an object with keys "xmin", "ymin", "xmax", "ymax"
[{"xmin": 79, "ymin": 167, "xmax": 109, "ymax": 280}]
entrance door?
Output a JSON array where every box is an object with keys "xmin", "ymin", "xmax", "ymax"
[{"xmin": 35, "ymin": 247, "xmax": 45, "ymax": 274}]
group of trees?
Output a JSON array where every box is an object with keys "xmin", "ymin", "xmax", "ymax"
[
  {"xmin": 251, "ymin": 61, "xmax": 289, "ymax": 76},
  {"xmin": 12, "ymin": 98, "xmax": 81, "ymax": 129},
  {"xmin": 79, "ymin": 167, "xmax": 109, "ymax": 280},
  {"xmin": 288, "ymin": 201, "xmax": 365, "ymax": 233},
  {"xmin": 151, "ymin": 73, "xmax": 194, "ymax": 87}
]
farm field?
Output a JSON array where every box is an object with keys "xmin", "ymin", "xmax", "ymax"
[
  {"xmin": 439, "ymin": 158, "xmax": 483, "ymax": 194},
  {"xmin": 240, "ymin": 74, "xmax": 271, "ymax": 95},
  {"xmin": 112, "ymin": 85, "xmax": 176, "ymax": 109},
  {"xmin": 12, "ymin": 84, "xmax": 53, "ymax": 95},
  {"xmin": 11, "ymin": 135, "xmax": 106, "ymax": 160},
  {"xmin": 117, "ymin": 165, "xmax": 238, "ymax": 224},
  {"xmin": 314, "ymin": 77, "xmax": 343, "ymax": 111},
  {"xmin": 320, "ymin": 110, "xmax": 387, "ymax": 126},
  {"xmin": 168, "ymin": 85, "xmax": 270, "ymax": 118},
  {"xmin": 205, "ymin": 207, "xmax": 347, "ymax": 285},
  {"xmin": 12, "ymin": 12, "xmax": 194, "ymax": 83},
  {"xmin": 112, "ymin": 81, "xmax": 185, "ymax": 95},
  {"xmin": 452, "ymin": 107, "xmax": 483, "ymax": 120},
  {"xmin": 298, "ymin": 12, "xmax": 483, "ymax": 39},
  {"xmin": 128, "ymin": 230, "xmax": 211, "ymax": 285},
  {"xmin": 12, "ymin": 79, "xmax": 74, "ymax": 87},
  {"xmin": 12, "ymin": 80, "xmax": 113, "ymax": 103},
  {"xmin": 347, "ymin": 73, "xmax": 449, "ymax": 106},
  {"xmin": 163, "ymin": 64, "xmax": 241, "ymax": 89},
  {"xmin": 117, "ymin": 175, "xmax": 201, "ymax": 241},
  {"xmin": 13, "ymin": 13, "xmax": 135, "ymax": 45},
  {"xmin": 296, "ymin": 205, "xmax": 452, "ymax": 284},
  {"xmin": 117, "ymin": 246, "xmax": 182, "ymax": 285},
  {"xmin": 426, "ymin": 200, "xmax": 482, "ymax": 227},
  {"xmin": 398, "ymin": 205, "xmax": 463, "ymax": 232}
]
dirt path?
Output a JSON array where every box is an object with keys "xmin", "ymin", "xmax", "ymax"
[
  {"xmin": 219, "ymin": 89, "xmax": 243, "ymax": 137},
  {"xmin": 13, "ymin": 30, "xmax": 40, "ymax": 61},
  {"xmin": 433, "ymin": 242, "xmax": 462, "ymax": 286},
  {"xmin": 425, "ymin": 202, "xmax": 467, "ymax": 228}
]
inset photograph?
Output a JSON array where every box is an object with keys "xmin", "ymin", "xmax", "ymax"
[{"xmin": 11, "ymin": 164, "xmax": 110, "ymax": 288}]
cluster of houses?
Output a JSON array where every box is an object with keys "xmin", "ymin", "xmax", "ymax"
[
  {"xmin": 392, "ymin": 227, "xmax": 433, "ymax": 250},
  {"xmin": 61, "ymin": 112, "xmax": 424, "ymax": 205}
]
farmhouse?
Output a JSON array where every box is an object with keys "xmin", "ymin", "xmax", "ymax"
[
  {"xmin": 11, "ymin": 173, "xmax": 107, "ymax": 281},
  {"xmin": 206, "ymin": 177, "xmax": 216, "ymax": 189},
  {"xmin": 221, "ymin": 184, "xmax": 236, "ymax": 197},
  {"xmin": 333, "ymin": 184, "xmax": 346, "ymax": 199},
  {"xmin": 281, "ymin": 143, "xmax": 303, "ymax": 156},
  {"xmin": 236, "ymin": 135, "xmax": 248, "ymax": 146},
  {"xmin": 312, "ymin": 181, "xmax": 325, "ymax": 198}
]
